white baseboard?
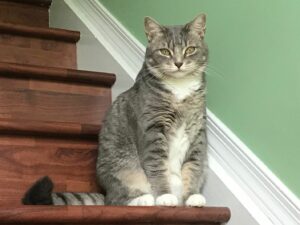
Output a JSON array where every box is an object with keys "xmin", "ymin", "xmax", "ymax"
[
  {"xmin": 207, "ymin": 112, "xmax": 299, "ymax": 224},
  {"xmin": 63, "ymin": 1, "xmax": 300, "ymax": 224}
]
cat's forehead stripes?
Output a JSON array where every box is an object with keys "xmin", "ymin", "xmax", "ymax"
[{"xmin": 165, "ymin": 26, "xmax": 187, "ymax": 49}]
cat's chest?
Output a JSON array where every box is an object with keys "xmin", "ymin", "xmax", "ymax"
[
  {"xmin": 168, "ymin": 123, "xmax": 190, "ymax": 173},
  {"xmin": 163, "ymin": 75, "xmax": 201, "ymax": 101},
  {"xmin": 168, "ymin": 122, "xmax": 190, "ymax": 201}
]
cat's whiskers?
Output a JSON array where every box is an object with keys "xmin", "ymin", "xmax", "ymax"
[
  {"xmin": 205, "ymin": 64, "xmax": 225, "ymax": 79},
  {"xmin": 135, "ymin": 60, "xmax": 207, "ymax": 99},
  {"xmin": 158, "ymin": 67, "xmax": 205, "ymax": 95}
]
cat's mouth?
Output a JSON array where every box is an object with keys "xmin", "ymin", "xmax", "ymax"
[
  {"xmin": 166, "ymin": 66, "xmax": 206, "ymax": 78},
  {"xmin": 163, "ymin": 63, "xmax": 206, "ymax": 78},
  {"xmin": 169, "ymin": 70, "xmax": 189, "ymax": 78}
]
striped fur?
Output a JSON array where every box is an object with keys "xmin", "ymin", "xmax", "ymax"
[
  {"xmin": 22, "ymin": 176, "xmax": 104, "ymax": 205},
  {"xmin": 51, "ymin": 192, "xmax": 104, "ymax": 205}
]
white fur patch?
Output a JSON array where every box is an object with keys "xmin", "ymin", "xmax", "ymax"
[
  {"xmin": 185, "ymin": 194, "xmax": 206, "ymax": 207},
  {"xmin": 168, "ymin": 123, "xmax": 190, "ymax": 204},
  {"xmin": 156, "ymin": 194, "xmax": 179, "ymax": 206},
  {"xmin": 128, "ymin": 194, "xmax": 155, "ymax": 206},
  {"xmin": 163, "ymin": 75, "xmax": 201, "ymax": 100}
]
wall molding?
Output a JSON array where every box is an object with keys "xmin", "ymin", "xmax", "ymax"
[
  {"xmin": 64, "ymin": 0, "xmax": 144, "ymax": 79},
  {"xmin": 207, "ymin": 113, "xmax": 299, "ymax": 224},
  {"xmin": 64, "ymin": 1, "xmax": 299, "ymax": 224}
]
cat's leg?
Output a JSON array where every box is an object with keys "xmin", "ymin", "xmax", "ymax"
[
  {"xmin": 142, "ymin": 133, "xmax": 179, "ymax": 206},
  {"xmin": 97, "ymin": 143, "xmax": 154, "ymax": 206},
  {"xmin": 98, "ymin": 164, "xmax": 155, "ymax": 206},
  {"xmin": 116, "ymin": 168, "xmax": 155, "ymax": 206},
  {"xmin": 182, "ymin": 161, "xmax": 207, "ymax": 207},
  {"xmin": 98, "ymin": 166, "xmax": 155, "ymax": 206},
  {"xmin": 181, "ymin": 133, "xmax": 207, "ymax": 207}
]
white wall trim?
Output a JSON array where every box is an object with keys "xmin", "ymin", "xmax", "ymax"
[
  {"xmin": 65, "ymin": 0, "xmax": 145, "ymax": 79},
  {"xmin": 64, "ymin": 1, "xmax": 300, "ymax": 224},
  {"xmin": 207, "ymin": 113, "xmax": 300, "ymax": 224}
]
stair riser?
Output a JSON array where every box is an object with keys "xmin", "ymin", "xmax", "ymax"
[
  {"xmin": 0, "ymin": 77, "xmax": 111, "ymax": 125},
  {"xmin": 0, "ymin": 34, "xmax": 77, "ymax": 69},
  {"xmin": 0, "ymin": 1, "xmax": 49, "ymax": 27},
  {"xmin": 0, "ymin": 135, "xmax": 99, "ymax": 206},
  {"xmin": 0, "ymin": 65, "xmax": 112, "ymax": 206}
]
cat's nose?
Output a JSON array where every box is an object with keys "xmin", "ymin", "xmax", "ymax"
[{"xmin": 175, "ymin": 62, "xmax": 183, "ymax": 69}]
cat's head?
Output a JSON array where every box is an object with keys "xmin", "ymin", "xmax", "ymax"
[{"xmin": 144, "ymin": 14, "xmax": 208, "ymax": 79}]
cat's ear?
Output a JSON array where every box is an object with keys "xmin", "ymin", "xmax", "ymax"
[
  {"xmin": 185, "ymin": 14, "xmax": 206, "ymax": 39},
  {"xmin": 144, "ymin": 17, "xmax": 164, "ymax": 42}
]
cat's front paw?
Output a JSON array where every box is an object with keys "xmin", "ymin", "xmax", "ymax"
[
  {"xmin": 128, "ymin": 194, "xmax": 155, "ymax": 206},
  {"xmin": 185, "ymin": 194, "xmax": 206, "ymax": 207},
  {"xmin": 156, "ymin": 194, "xmax": 178, "ymax": 206}
]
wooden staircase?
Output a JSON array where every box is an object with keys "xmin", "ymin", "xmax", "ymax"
[{"xmin": 0, "ymin": 1, "xmax": 230, "ymax": 224}]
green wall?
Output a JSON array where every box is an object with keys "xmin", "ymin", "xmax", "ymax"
[{"xmin": 99, "ymin": 0, "xmax": 300, "ymax": 197}]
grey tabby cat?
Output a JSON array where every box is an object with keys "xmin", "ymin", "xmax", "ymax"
[
  {"xmin": 22, "ymin": 14, "xmax": 208, "ymax": 207},
  {"xmin": 98, "ymin": 14, "xmax": 208, "ymax": 207}
]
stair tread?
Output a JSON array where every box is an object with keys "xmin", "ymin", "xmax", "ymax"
[
  {"xmin": 0, "ymin": 118, "xmax": 100, "ymax": 138},
  {"xmin": 0, "ymin": 206, "xmax": 231, "ymax": 224},
  {"xmin": 0, "ymin": 62, "xmax": 116, "ymax": 87},
  {"xmin": 0, "ymin": 0, "xmax": 52, "ymax": 8},
  {"xmin": 0, "ymin": 22, "xmax": 80, "ymax": 42}
]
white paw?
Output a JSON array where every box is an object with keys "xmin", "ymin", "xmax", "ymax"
[
  {"xmin": 128, "ymin": 194, "xmax": 155, "ymax": 206},
  {"xmin": 156, "ymin": 194, "xmax": 178, "ymax": 206},
  {"xmin": 185, "ymin": 194, "xmax": 206, "ymax": 207}
]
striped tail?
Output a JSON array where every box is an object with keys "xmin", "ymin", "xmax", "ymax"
[{"xmin": 22, "ymin": 176, "xmax": 104, "ymax": 205}]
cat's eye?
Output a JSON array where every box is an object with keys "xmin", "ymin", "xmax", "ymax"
[
  {"xmin": 160, "ymin": 49, "xmax": 171, "ymax": 57},
  {"xmin": 185, "ymin": 47, "xmax": 196, "ymax": 55}
]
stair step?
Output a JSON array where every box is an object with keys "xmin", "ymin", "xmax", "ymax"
[
  {"xmin": 0, "ymin": 22, "xmax": 80, "ymax": 42},
  {"xmin": 2, "ymin": 0, "xmax": 52, "ymax": 8},
  {"xmin": 0, "ymin": 118, "xmax": 100, "ymax": 139},
  {"xmin": 0, "ymin": 62, "xmax": 115, "ymax": 86},
  {"xmin": 0, "ymin": 62, "xmax": 115, "ymax": 126},
  {"xmin": 0, "ymin": 136, "xmax": 99, "ymax": 206},
  {"xmin": 0, "ymin": 206, "xmax": 231, "ymax": 225},
  {"xmin": 0, "ymin": 23, "xmax": 80, "ymax": 68},
  {"xmin": 0, "ymin": 1, "xmax": 50, "ymax": 27}
]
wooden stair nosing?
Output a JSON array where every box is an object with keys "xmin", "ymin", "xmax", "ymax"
[
  {"xmin": 0, "ymin": 0, "xmax": 52, "ymax": 8},
  {"xmin": 0, "ymin": 22, "xmax": 80, "ymax": 42},
  {"xmin": 0, "ymin": 118, "xmax": 100, "ymax": 139},
  {"xmin": 0, "ymin": 206, "xmax": 231, "ymax": 224},
  {"xmin": 0, "ymin": 62, "xmax": 116, "ymax": 87}
]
